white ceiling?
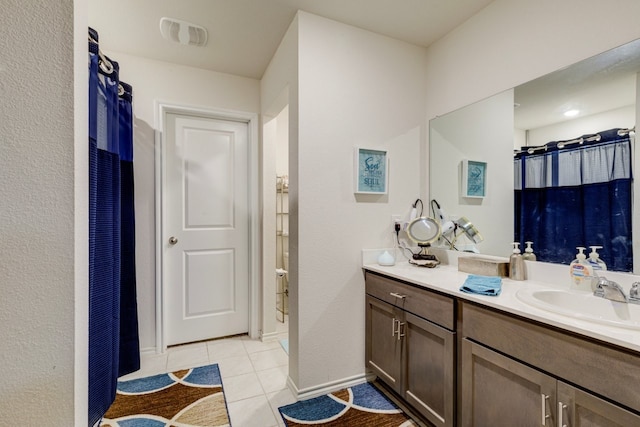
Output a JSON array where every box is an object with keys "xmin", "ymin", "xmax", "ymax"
[
  {"xmin": 88, "ymin": 0, "xmax": 494, "ymax": 79},
  {"xmin": 514, "ymin": 38, "xmax": 640, "ymax": 131}
]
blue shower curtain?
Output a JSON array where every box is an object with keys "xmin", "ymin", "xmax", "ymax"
[
  {"xmin": 514, "ymin": 129, "xmax": 633, "ymax": 271},
  {"xmin": 88, "ymin": 28, "xmax": 140, "ymax": 426}
]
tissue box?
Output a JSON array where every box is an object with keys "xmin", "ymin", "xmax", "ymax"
[{"xmin": 458, "ymin": 256, "xmax": 509, "ymax": 277}]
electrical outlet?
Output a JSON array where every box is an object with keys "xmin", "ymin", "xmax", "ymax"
[{"xmin": 391, "ymin": 215, "xmax": 402, "ymax": 228}]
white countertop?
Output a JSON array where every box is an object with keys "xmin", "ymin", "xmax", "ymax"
[{"xmin": 363, "ymin": 260, "xmax": 640, "ymax": 353}]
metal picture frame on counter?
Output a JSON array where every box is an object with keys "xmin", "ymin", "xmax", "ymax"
[
  {"xmin": 354, "ymin": 147, "xmax": 388, "ymax": 194},
  {"xmin": 461, "ymin": 159, "xmax": 487, "ymax": 198}
]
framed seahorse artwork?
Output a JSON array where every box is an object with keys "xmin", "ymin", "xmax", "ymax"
[
  {"xmin": 461, "ymin": 159, "xmax": 487, "ymax": 198},
  {"xmin": 354, "ymin": 147, "xmax": 388, "ymax": 195}
]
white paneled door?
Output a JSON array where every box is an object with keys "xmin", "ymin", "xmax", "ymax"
[{"xmin": 164, "ymin": 112, "xmax": 249, "ymax": 346}]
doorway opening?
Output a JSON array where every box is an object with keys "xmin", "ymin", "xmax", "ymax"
[{"xmin": 262, "ymin": 102, "xmax": 290, "ymax": 353}]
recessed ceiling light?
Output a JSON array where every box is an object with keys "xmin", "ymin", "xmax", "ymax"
[{"xmin": 564, "ymin": 109, "xmax": 580, "ymax": 117}]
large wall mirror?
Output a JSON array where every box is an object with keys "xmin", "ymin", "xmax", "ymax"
[{"xmin": 429, "ymin": 38, "xmax": 640, "ymax": 273}]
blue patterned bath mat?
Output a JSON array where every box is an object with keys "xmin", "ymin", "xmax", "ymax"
[
  {"xmin": 278, "ymin": 382, "xmax": 416, "ymax": 426},
  {"xmin": 100, "ymin": 364, "xmax": 230, "ymax": 426}
]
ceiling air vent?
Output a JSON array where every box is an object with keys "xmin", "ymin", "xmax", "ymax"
[{"xmin": 159, "ymin": 17, "xmax": 208, "ymax": 47}]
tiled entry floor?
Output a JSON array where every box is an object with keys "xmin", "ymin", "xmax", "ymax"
[{"xmin": 120, "ymin": 319, "xmax": 294, "ymax": 427}]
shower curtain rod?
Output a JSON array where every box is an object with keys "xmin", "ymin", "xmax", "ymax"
[
  {"xmin": 618, "ymin": 126, "xmax": 635, "ymax": 136},
  {"xmin": 514, "ymin": 127, "xmax": 635, "ymax": 156},
  {"xmin": 515, "ymin": 134, "xmax": 601, "ymax": 155}
]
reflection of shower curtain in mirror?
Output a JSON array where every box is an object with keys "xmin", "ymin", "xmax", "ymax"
[
  {"xmin": 514, "ymin": 128, "xmax": 633, "ymax": 271},
  {"xmin": 88, "ymin": 27, "xmax": 140, "ymax": 426}
]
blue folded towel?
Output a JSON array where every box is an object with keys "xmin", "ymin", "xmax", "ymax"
[{"xmin": 460, "ymin": 274, "xmax": 502, "ymax": 296}]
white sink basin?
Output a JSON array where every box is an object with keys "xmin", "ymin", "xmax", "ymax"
[{"xmin": 516, "ymin": 288, "xmax": 640, "ymax": 330}]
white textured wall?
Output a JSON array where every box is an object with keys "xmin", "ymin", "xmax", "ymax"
[
  {"xmin": 261, "ymin": 16, "xmax": 300, "ymax": 384},
  {"xmin": 295, "ymin": 12, "xmax": 428, "ymax": 391},
  {"xmin": 0, "ymin": 0, "xmax": 81, "ymax": 424},
  {"xmin": 276, "ymin": 106, "xmax": 290, "ymax": 176},
  {"xmin": 93, "ymin": 52, "xmax": 260, "ymax": 350},
  {"xmin": 425, "ymin": 0, "xmax": 640, "ymax": 124}
]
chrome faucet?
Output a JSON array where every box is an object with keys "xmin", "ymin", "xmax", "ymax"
[{"xmin": 593, "ymin": 276, "xmax": 628, "ymax": 303}]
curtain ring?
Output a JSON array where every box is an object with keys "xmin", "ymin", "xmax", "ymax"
[
  {"xmin": 99, "ymin": 53, "xmax": 114, "ymax": 75},
  {"xmin": 118, "ymin": 84, "xmax": 125, "ymax": 96},
  {"xmin": 99, "ymin": 58, "xmax": 113, "ymax": 74}
]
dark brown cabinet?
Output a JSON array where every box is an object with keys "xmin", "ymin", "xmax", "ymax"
[
  {"xmin": 462, "ymin": 338, "xmax": 556, "ymax": 426},
  {"xmin": 366, "ymin": 295, "xmax": 403, "ymax": 393},
  {"xmin": 365, "ymin": 272, "xmax": 455, "ymax": 427},
  {"xmin": 365, "ymin": 270, "xmax": 640, "ymax": 427},
  {"xmin": 557, "ymin": 382, "xmax": 640, "ymax": 427},
  {"xmin": 403, "ymin": 311, "xmax": 455, "ymax": 426},
  {"xmin": 462, "ymin": 338, "xmax": 640, "ymax": 426},
  {"xmin": 461, "ymin": 302, "xmax": 640, "ymax": 426}
]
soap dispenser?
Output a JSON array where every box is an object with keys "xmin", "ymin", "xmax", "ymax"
[
  {"xmin": 509, "ymin": 242, "xmax": 525, "ymax": 280},
  {"xmin": 587, "ymin": 246, "xmax": 607, "ymax": 272},
  {"xmin": 569, "ymin": 247, "xmax": 593, "ymax": 289},
  {"xmin": 523, "ymin": 241, "xmax": 537, "ymax": 261}
]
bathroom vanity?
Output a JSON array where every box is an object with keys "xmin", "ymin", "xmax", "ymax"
[{"xmin": 364, "ymin": 263, "xmax": 640, "ymax": 427}]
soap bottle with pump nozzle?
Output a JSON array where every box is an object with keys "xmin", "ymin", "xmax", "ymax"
[
  {"xmin": 509, "ymin": 242, "xmax": 525, "ymax": 280},
  {"xmin": 569, "ymin": 247, "xmax": 593, "ymax": 290},
  {"xmin": 522, "ymin": 241, "xmax": 537, "ymax": 261},
  {"xmin": 587, "ymin": 246, "xmax": 607, "ymax": 272}
]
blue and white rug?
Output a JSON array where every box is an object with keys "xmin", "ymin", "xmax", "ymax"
[
  {"xmin": 278, "ymin": 382, "xmax": 416, "ymax": 426},
  {"xmin": 100, "ymin": 364, "xmax": 230, "ymax": 426}
]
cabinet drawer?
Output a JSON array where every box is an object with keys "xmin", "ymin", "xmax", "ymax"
[{"xmin": 365, "ymin": 272, "xmax": 455, "ymax": 330}]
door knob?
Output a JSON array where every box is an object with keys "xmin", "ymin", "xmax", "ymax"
[{"xmin": 169, "ymin": 236, "xmax": 178, "ymax": 245}]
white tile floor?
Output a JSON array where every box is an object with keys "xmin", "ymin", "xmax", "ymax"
[{"xmin": 120, "ymin": 318, "xmax": 295, "ymax": 427}]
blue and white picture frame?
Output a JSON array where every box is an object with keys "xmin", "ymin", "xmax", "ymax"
[
  {"xmin": 354, "ymin": 147, "xmax": 388, "ymax": 194},
  {"xmin": 461, "ymin": 159, "xmax": 487, "ymax": 198}
]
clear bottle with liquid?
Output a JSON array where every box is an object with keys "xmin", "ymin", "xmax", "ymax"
[
  {"xmin": 522, "ymin": 241, "xmax": 537, "ymax": 261},
  {"xmin": 509, "ymin": 242, "xmax": 525, "ymax": 280}
]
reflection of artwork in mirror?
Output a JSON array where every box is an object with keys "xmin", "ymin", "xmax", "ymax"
[
  {"xmin": 461, "ymin": 160, "xmax": 487, "ymax": 198},
  {"xmin": 354, "ymin": 148, "xmax": 388, "ymax": 194}
]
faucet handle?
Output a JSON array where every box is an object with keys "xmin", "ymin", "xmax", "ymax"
[
  {"xmin": 593, "ymin": 276, "xmax": 607, "ymax": 296},
  {"xmin": 630, "ymin": 282, "xmax": 640, "ymax": 302}
]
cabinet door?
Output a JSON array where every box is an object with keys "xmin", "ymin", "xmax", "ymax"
[
  {"xmin": 403, "ymin": 312, "xmax": 455, "ymax": 427},
  {"xmin": 366, "ymin": 295, "xmax": 403, "ymax": 393},
  {"xmin": 557, "ymin": 381, "xmax": 640, "ymax": 427},
  {"xmin": 461, "ymin": 339, "xmax": 557, "ymax": 427}
]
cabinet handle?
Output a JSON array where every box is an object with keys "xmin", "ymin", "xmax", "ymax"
[
  {"xmin": 392, "ymin": 318, "xmax": 398, "ymax": 337},
  {"xmin": 541, "ymin": 394, "xmax": 550, "ymax": 425},
  {"xmin": 389, "ymin": 292, "xmax": 406, "ymax": 299},
  {"xmin": 397, "ymin": 322, "xmax": 405, "ymax": 341},
  {"xmin": 557, "ymin": 402, "xmax": 567, "ymax": 427}
]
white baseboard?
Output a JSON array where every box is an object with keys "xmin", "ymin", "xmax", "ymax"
[
  {"xmin": 260, "ymin": 330, "xmax": 281, "ymax": 342},
  {"xmin": 286, "ymin": 372, "xmax": 376, "ymax": 401}
]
